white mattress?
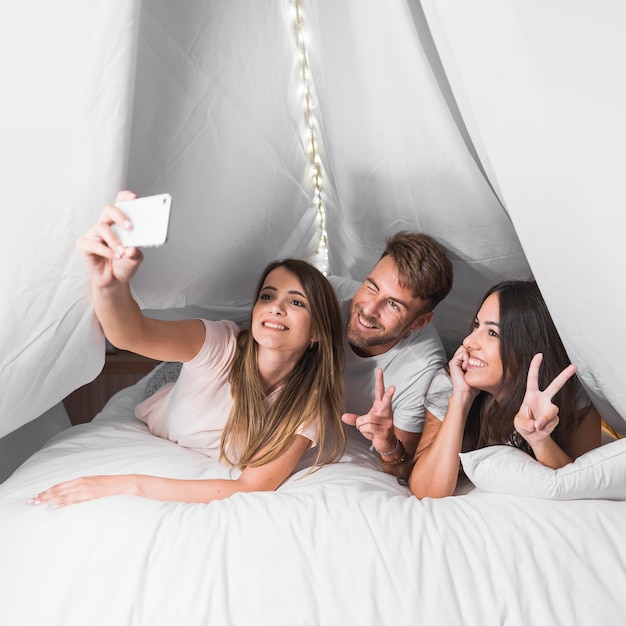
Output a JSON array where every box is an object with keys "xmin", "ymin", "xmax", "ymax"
[{"xmin": 1, "ymin": 376, "xmax": 625, "ymax": 626}]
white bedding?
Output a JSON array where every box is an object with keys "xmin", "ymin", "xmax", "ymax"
[{"xmin": 1, "ymin": 377, "xmax": 625, "ymax": 626}]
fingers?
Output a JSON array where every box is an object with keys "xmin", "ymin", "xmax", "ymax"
[
  {"xmin": 382, "ymin": 383, "xmax": 396, "ymax": 406},
  {"xmin": 98, "ymin": 203, "xmax": 134, "ymax": 252},
  {"xmin": 526, "ymin": 353, "xmax": 578, "ymax": 398},
  {"xmin": 451, "ymin": 345, "xmax": 470, "ymax": 371},
  {"xmin": 543, "ymin": 364, "xmax": 578, "ymax": 399},
  {"xmin": 373, "ymin": 368, "xmax": 396, "ymax": 405},
  {"xmin": 515, "ymin": 411, "xmax": 560, "ymax": 437},
  {"xmin": 525, "ymin": 353, "xmax": 543, "ymax": 392},
  {"xmin": 116, "ymin": 190, "xmax": 137, "ymax": 203},
  {"xmin": 449, "ymin": 345, "xmax": 474, "ymax": 395},
  {"xmin": 535, "ymin": 413, "xmax": 560, "ymax": 432},
  {"xmin": 28, "ymin": 483, "xmax": 71, "ymax": 508},
  {"xmin": 349, "ymin": 369, "xmax": 396, "ymax": 444},
  {"xmin": 28, "ymin": 477, "xmax": 100, "ymax": 508},
  {"xmin": 514, "ymin": 413, "xmax": 535, "ymax": 434},
  {"xmin": 351, "ymin": 413, "xmax": 374, "ymax": 442},
  {"xmin": 374, "ymin": 367, "xmax": 384, "ymax": 401},
  {"xmin": 342, "ymin": 413, "xmax": 358, "ymax": 426},
  {"xmin": 79, "ymin": 193, "xmax": 139, "ymax": 254},
  {"xmin": 347, "ymin": 407, "xmax": 395, "ymax": 441}
]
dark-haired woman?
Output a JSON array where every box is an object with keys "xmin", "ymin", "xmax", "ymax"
[{"xmin": 409, "ymin": 280, "xmax": 601, "ymax": 499}]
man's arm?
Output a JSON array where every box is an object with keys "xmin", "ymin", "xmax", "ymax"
[{"xmin": 394, "ymin": 427, "xmax": 420, "ymax": 457}]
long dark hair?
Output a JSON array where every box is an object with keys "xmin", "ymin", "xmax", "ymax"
[{"xmin": 464, "ymin": 280, "xmax": 586, "ymax": 456}]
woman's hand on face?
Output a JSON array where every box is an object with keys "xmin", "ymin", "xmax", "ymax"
[
  {"xmin": 514, "ymin": 353, "xmax": 578, "ymax": 446},
  {"xmin": 28, "ymin": 475, "xmax": 132, "ymax": 508},
  {"xmin": 449, "ymin": 345, "xmax": 477, "ymax": 396},
  {"xmin": 76, "ymin": 191, "xmax": 144, "ymax": 288}
]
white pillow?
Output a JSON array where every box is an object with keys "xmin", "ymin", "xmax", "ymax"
[{"xmin": 459, "ymin": 438, "xmax": 626, "ymax": 500}]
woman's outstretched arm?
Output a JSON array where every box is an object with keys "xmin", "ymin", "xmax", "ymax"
[
  {"xmin": 29, "ymin": 435, "xmax": 312, "ymax": 507},
  {"xmin": 78, "ymin": 191, "xmax": 205, "ymax": 363}
]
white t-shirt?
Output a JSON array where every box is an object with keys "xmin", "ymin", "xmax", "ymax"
[{"xmin": 330, "ymin": 276, "xmax": 448, "ymax": 433}]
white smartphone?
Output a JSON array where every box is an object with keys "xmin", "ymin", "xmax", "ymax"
[{"xmin": 112, "ymin": 193, "xmax": 172, "ymax": 248}]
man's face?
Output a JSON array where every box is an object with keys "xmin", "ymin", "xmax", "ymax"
[{"xmin": 345, "ymin": 255, "xmax": 433, "ymax": 357}]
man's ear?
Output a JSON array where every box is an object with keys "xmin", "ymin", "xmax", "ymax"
[{"xmin": 408, "ymin": 311, "xmax": 434, "ymax": 334}]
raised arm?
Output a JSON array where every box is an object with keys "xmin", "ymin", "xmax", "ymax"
[
  {"xmin": 29, "ymin": 435, "xmax": 312, "ymax": 507},
  {"xmin": 408, "ymin": 346, "xmax": 477, "ymax": 499},
  {"xmin": 341, "ymin": 368, "xmax": 415, "ymax": 475},
  {"xmin": 78, "ymin": 192, "xmax": 205, "ymax": 362},
  {"xmin": 513, "ymin": 353, "xmax": 601, "ymax": 468}
]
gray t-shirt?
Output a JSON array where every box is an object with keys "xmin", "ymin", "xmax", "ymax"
[{"xmin": 330, "ymin": 275, "xmax": 448, "ymax": 433}]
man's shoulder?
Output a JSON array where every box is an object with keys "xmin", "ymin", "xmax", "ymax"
[
  {"xmin": 401, "ymin": 322, "xmax": 445, "ymax": 355},
  {"xmin": 368, "ymin": 323, "xmax": 445, "ymax": 376},
  {"xmin": 327, "ymin": 275, "xmax": 360, "ymax": 302}
]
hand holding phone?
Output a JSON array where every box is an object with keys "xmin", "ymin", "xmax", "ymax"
[{"xmin": 112, "ymin": 193, "xmax": 172, "ymax": 248}]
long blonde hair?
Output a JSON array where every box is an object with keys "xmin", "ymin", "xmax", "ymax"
[{"xmin": 220, "ymin": 259, "xmax": 346, "ymax": 469}]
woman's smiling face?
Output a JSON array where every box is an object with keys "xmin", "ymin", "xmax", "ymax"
[
  {"xmin": 251, "ymin": 266, "xmax": 315, "ymax": 358},
  {"xmin": 462, "ymin": 292, "xmax": 504, "ymax": 397}
]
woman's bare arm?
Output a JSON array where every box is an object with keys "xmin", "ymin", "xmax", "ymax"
[{"xmin": 30, "ymin": 436, "xmax": 312, "ymax": 507}]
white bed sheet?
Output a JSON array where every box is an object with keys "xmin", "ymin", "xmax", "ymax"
[{"xmin": 1, "ymin": 377, "xmax": 625, "ymax": 626}]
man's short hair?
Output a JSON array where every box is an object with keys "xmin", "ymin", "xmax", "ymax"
[{"xmin": 381, "ymin": 231, "xmax": 453, "ymax": 310}]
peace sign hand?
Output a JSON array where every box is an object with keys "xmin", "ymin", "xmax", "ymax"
[
  {"xmin": 342, "ymin": 368, "xmax": 396, "ymax": 452},
  {"xmin": 513, "ymin": 353, "xmax": 578, "ymax": 446}
]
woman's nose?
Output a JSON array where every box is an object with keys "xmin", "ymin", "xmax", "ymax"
[
  {"xmin": 463, "ymin": 331, "xmax": 477, "ymax": 350},
  {"xmin": 270, "ymin": 299, "xmax": 286, "ymax": 315}
]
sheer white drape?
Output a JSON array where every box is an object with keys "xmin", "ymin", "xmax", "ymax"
[
  {"xmin": 0, "ymin": 1, "xmax": 141, "ymax": 436},
  {"xmin": 125, "ymin": 1, "xmax": 325, "ymax": 316},
  {"xmin": 420, "ymin": 0, "xmax": 626, "ymax": 429},
  {"xmin": 1, "ymin": 0, "xmax": 623, "ymax": 437}
]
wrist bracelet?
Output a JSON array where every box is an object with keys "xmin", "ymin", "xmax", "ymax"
[
  {"xmin": 379, "ymin": 439, "xmax": 407, "ymax": 465},
  {"xmin": 374, "ymin": 438, "xmax": 400, "ymax": 456}
]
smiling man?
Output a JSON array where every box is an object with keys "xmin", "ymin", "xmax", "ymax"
[{"xmin": 330, "ymin": 232, "xmax": 453, "ymax": 470}]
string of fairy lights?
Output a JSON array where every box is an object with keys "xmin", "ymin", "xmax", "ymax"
[{"xmin": 292, "ymin": 0, "xmax": 329, "ymax": 273}]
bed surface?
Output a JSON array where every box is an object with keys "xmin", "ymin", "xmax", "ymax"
[{"xmin": 1, "ymin": 376, "xmax": 625, "ymax": 626}]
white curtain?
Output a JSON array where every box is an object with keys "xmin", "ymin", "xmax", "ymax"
[
  {"xmin": 420, "ymin": 0, "xmax": 626, "ymax": 428},
  {"xmin": 0, "ymin": 1, "xmax": 141, "ymax": 436},
  {"xmin": 1, "ymin": 0, "xmax": 624, "ymax": 438}
]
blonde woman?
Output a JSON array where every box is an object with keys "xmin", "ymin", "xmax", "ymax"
[{"xmin": 31, "ymin": 192, "xmax": 345, "ymax": 507}]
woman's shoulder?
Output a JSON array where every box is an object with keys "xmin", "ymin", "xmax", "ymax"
[
  {"xmin": 424, "ymin": 367, "xmax": 452, "ymax": 421},
  {"xmin": 190, "ymin": 319, "xmax": 241, "ymax": 366},
  {"xmin": 199, "ymin": 318, "xmax": 240, "ymax": 334}
]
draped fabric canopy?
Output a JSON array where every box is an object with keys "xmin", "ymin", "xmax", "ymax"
[{"xmin": 1, "ymin": 0, "xmax": 624, "ymax": 438}]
